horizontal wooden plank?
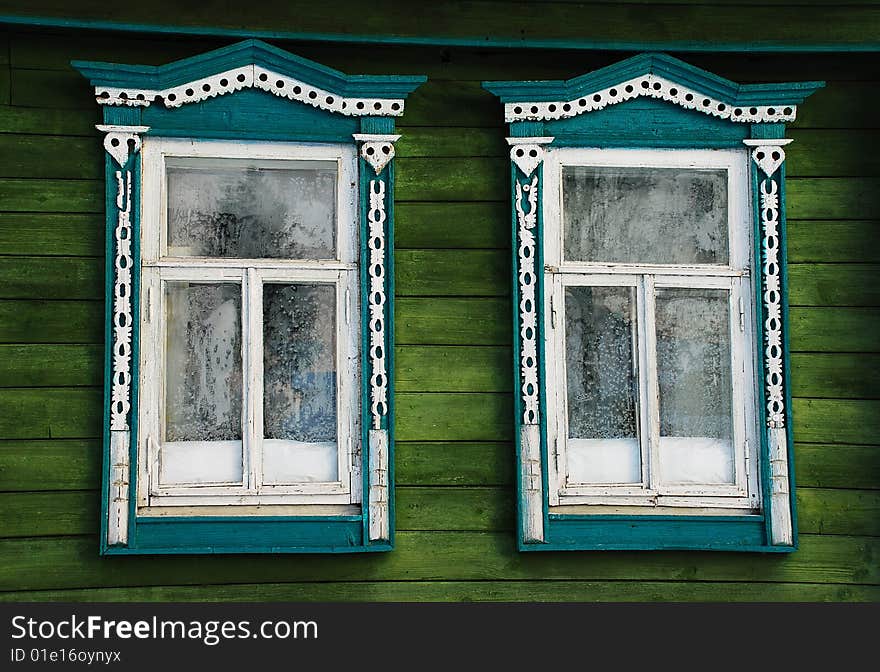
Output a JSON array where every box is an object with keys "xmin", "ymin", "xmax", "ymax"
[
  {"xmin": 791, "ymin": 353, "xmax": 880, "ymax": 399},
  {"xmin": 0, "ymin": 134, "xmax": 102, "ymax": 179},
  {"xmin": 792, "ymin": 82, "xmax": 880, "ymax": 129},
  {"xmin": 796, "ymin": 488, "xmax": 880, "ymax": 537},
  {"xmin": 399, "ymin": 81, "xmax": 500, "ymax": 127},
  {"xmin": 792, "ymin": 398, "xmax": 880, "ymax": 445},
  {"xmin": 396, "ymin": 250, "xmax": 508, "ymax": 297},
  {"xmin": 3, "ymin": 2, "xmax": 880, "ymax": 49},
  {"xmin": 396, "ymin": 158, "xmax": 506, "ymax": 202},
  {"xmin": 396, "ymin": 346, "xmax": 511, "ymax": 393},
  {"xmin": 0, "ymin": 439, "xmax": 100, "ymax": 491},
  {"xmin": 0, "ymin": 388, "xmax": 102, "ymax": 439},
  {"xmin": 10, "ymin": 69, "xmax": 94, "ymax": 109},
  {"xmin": 0, "ymin": 106, "xmax": 99, "ymax": 136},
  {"xmin": 397, "ymin": 126, "xmax": 506, "ymax": 158},
  {"xmin": 395, "ymin": 298, "xmax": 511, "ymax": 345},
  {"xmin": 0, "ymin": 344, "xmax": 102, "ymax": 387},
  {"xmin": 2, "ymin": 580, "xmax": 877, "ymax": 603},
  {"xmin": 787, "ymin": 221, "xmax": 880, "ymax": 264},
  {"xmin": 0, "ymin": 300, "xmax": 103, "ymax": 343},
  {"xmin": 397, "ymin": 393, "xmax": 512, "ymax": 442},
  {"xmin": 0, "ymin": 213, "xmax": 103, "ymax": 256},
  {"xmin": 795, "ymin": 444, "xmax": 880, "ymax": 490},
  {"xmin": 0, "ymin": 256, "xmax": 102, "ymax": 299},
  {"xmin": 397, "ymin": 442, "xmax": 514, "ymax": 486},
  {"xmin": 786, "ymin": 130, "xmax": 880, "ymax": 177},
  {"xmin": 789, "ymin": 264, "xmax": 880, "ymax": 307},
  {"xmin": 787, "ymin": 178, "xmax": 880, "ymax": 220},
  {"xmin": 395, "ymin": 202, "xmax": 508, "ymax": 249},
  {"xmin": 0, "ymin": 532, "xmax": 875, "ymax": 592},
  {"xmin": 0, "ymin": 69, "xmax": 8, "ymax": 107},
  {"xmin": 2, "ymin": 486, "xmax": 875, "ymax": 538},
  {"xmin": 789, "ymin": 307, "xmax": 880, "ymax": 352},
  {"xmin": 0, "ymin": 179, "xmax": 102, "ymax": 213}
]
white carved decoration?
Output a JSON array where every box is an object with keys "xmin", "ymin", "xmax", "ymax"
[
  {"xmin": 521, "ymin": 424, "xmax": 544, "ymax": 543},
  {"xmin": 368, "ymin": 429, "xmax": 389, "ymax": 542},
  {"xmin": 759, "ymin": 177, "xmax": 786, "ymax": 430},
  {"xmin": 110, "ymin": 168, "xmax": 134, "ymax": 432},
  {"xmin": 367, "ymin": 179, "xmax": 388, "ymax": 431},
  {"xmin": 504, "ymin": 74, "xmax": 797, "ymax": 124},
  {"xmin": 743, "ymin": 138, "xmax": 793, "ymax": 177},
  {"xmin": 96, "ymin": 125, "xmax": 150, "ymax": 167},
  {"xmin": 507, "ymin": 136, "xmax": 554, "ymax": 177},
  {"xmin": 94, "ymin": 65, "xmax": 407, "ymax": 116},
  {"xmin": 516, "ymin": 175, "xmax": 540, "ymax": 426},
  {"xmin": 354, "ymin": 133, "xmax": 401, "ymax": 175}
]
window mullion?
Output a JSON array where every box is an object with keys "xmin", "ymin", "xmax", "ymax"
[
  {"xmin": 641, "ymin": 274, "xmax": 660, "ymax": 494},
  {"xmin": 244, "ymin": 268, "xmax": 264, "ymax": 493}
]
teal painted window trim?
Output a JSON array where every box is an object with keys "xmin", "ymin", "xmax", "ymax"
[
  {"xmin": 77, "ymin": 40, "xmax": 425, "ymax": 556},
  {"xmin": 485, "ymin": 53, "xmax": 823, "ymax": 553}
]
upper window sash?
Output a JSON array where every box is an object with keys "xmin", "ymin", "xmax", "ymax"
[
  {"xmin": 141, "ymin": 138, "xmax": 359, "ymax": 267},
  {"xmin": 543, "ymin": 147, "xmax": 752, "ymax": 275}
]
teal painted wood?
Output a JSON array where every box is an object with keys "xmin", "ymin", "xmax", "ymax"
[
  {"xmin": 141, "ymin": 89, "xmax": 360, "ymax": 143},
  {"xmin": 483, "ymin": 53, "xmax": 824, "ymax": 105},
  {"xmin": 545, "ymin": 98, "xmax": 747, "ymax": 149},
  {"xmin": 486, "ymin": 52, "xmax": 817, "ymax": 552},
  {"xmin": 541, "ymin": 516, "xmax": 771, "ymax": 552},
  {"xmin": 4, "ymin": 14, "xmax": 880, "ymax": 54},
  {"xmin": 82, "ymin": 42, "xmax": 422, "ymax": 555},
  {"xmin": 72, "ymin": 39, "xmax": 425, "ymax": 99}
]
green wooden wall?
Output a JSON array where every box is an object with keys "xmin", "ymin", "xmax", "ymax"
[{"xmin": 0, "ymin": 24, "xmax": 878, "ymax": 601}]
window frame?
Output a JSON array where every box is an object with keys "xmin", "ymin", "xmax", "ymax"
[
  {"xmin": 483, "ymin": 52, "xmax": 825, "ymax": 552},
  {"xmin": 138, "ymin": 138, "xmax": 361, "ymax": 509},
  {"xmin": 74, "ymin": 39, "xmax": 425, "ymax": 554}
]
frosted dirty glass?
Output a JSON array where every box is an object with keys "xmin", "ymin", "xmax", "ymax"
[
  {"xmin": 164, "ymin": 282, "xmax": 243, "ymax": 443},
  {"xmin": 563, "ymin": 167, "xmax": 729, "ymax": 264},
  {"xmin": 263, "ymin": 283, "xmax": 338, "ymax": 483},
  {"xmin": 656, "ymin": 287, "xmax": 734, "ymax": 484},
  {"xmin": 565, "ymin": 285, "xmax": 641, "ymax": 484},
  {"xmin": 166, "ymin": 158, "xmax": 337, "ymax": 259}
]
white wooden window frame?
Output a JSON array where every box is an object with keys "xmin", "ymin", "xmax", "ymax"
[
  {"xmin": 137, "ymin": 137, "xmax": 361, "ymax": 510},
  {"xmin": 543, "ymin": 147, "xmax": 761, "ymax": 511}
]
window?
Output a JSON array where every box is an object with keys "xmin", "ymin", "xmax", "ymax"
[
  {"xmin": 544, "ymin": 148, "xmax": 759, "ymax": 510},
  {"xmin": 74, "ymin": 40, "xmax": 425, "ymax": 554},
  {"xmin": 138, "ymin": 139, "xmax": 361, "ymax": 509},
  {"xmin": 484, "ymin": 53, "xmax": 824, "ymax": 551}
]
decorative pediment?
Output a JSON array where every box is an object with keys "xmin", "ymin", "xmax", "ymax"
[
  {"xmin": 483, "ymin": 52, "xmax": 823, "ymax": 124},
  {"xmin": 72, "ymin": 39, "xmax": 425, "ymax": 117}
]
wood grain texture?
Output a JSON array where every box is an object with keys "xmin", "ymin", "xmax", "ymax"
[{"xmin": 0, "ymin": 26, "xmax": 877, "ymax": 601}]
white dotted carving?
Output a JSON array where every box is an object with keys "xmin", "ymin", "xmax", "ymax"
[
  {"xmin": 751, "ymin": 145, "xmax": 787, "ymax": 177},
  {"xmin": 760, "ymin": 178, "xmax": 785, "ymax": 429},
  {"xmin": 508, "ymin": 137, "xmax": 553, "ymax": 177},
  {"xmin": 367, "ymin": 179, "xmax": 388, "ymax": 430},
  {"xmin": 504, "ymin": 74, "xmax": 797, "ymax": 124},
  {"xmin": 94, "ymin": 65, "xmax": 406, "ymax": 116},
  {"xmin": 354, "ymin": 134, "xmax": 401, "ymax": 175},
  {"xmin": 96, "ymin": 125, "xmax": 149, "ymax": 167},
  {"xmin": 516, "ymin": 175, "xmax": 540, "ymax": 425},
  {"xmin": 111, "ymin": 169, "xmax": 134, "ymax": 432}
]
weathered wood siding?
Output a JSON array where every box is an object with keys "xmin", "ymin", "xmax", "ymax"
[{"xmin": 0, "ymin": 23, "xmax": 878, "ymax": 601}]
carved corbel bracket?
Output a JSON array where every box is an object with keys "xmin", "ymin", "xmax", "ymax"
[{"xmin": 353, "ymin": 133, "xmax": 402, "ymax": 175}]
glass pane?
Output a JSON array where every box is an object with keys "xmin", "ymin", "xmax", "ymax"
[
  {"xmin": 263, "ymin": 283, "xmax": 338, "ymax": 483},
  {"xmin": 656, "ymin": 287, "xmax": 734, "ymax": 485},
  {"xmin": 167, "ymin": 157, "xmax": 337, "ymax": 259},
  {"xmin": 163, "ymin": 282, "xmax": 243, "ymax": 485},
  {"xmin": 563, "ymin": 166, "xmax": 729, "ymax": 265},
  {"xmin": 565, "ymin": 285, "xmax": 641, "ymax": 484}
]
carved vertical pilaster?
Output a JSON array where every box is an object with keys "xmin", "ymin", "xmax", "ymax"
[
  {"xmin": 98, "ymin": 124, "xmax": 149, "ymax": 547},
  {"xmin": 509, "ymin": 136, "xmax": 553, "ymax": 544},
  {"xmin": 354, "ymin": 133, "xmax": 400, "ymax": 543},
  {"xmin": 744, "ymin": 137, "xmax": 794, "ymax": 546}
]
